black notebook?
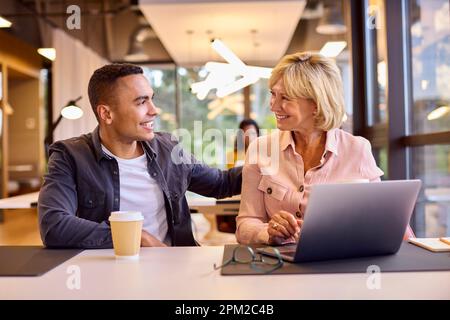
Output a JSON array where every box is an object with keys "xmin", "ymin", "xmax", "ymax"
[
  {"xmin": 220, "ymin": 242, "xmax": 450, "ymax": 275},
  {"xmin": 0, "ymin": 246, "xmax": 82, "ymax": 277}
]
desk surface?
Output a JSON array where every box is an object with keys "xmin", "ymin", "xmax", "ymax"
[
  {"xmin": 0, "ymin": 191, "xmax": 240, "ymax": 209},
  {"xmin": 0, "ymin": 192, "xmax": 39, "ymax": 209},
  {"xmin": 1, "ymin": 246, "xmax": 449, "ymax": 299}
]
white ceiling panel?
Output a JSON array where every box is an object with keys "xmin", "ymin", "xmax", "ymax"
[{"xmin": 139, "ymin": 0, "xmax": 305, "ymax": 66}]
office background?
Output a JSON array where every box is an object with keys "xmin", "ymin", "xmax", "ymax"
[{"xmin": 0, "ymin": 0, "xmax": 448, "ymax": 244}]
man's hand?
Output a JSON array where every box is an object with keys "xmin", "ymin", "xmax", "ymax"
[{"xmin": 141, "ymin": 230, "xmax": 167, "ymax": 247}]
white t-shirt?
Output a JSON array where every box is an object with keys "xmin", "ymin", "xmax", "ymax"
[{"xmin": 102, "ymin": 145, "xmax": 170, "ymax": 245}]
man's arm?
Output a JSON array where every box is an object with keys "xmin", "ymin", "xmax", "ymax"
[
  {"xmin": 38, "ymin": 144, "xmax": 113, "ymax": 248},
  {"xmin": 164, "ymin": 132, "xmax": 242, "ymax": 198},
  {"xmin": 187, "ymin": 160, "xmax": 242, "ymax": 199}
]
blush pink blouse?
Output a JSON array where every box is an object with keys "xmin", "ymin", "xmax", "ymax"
[{"xmin": 236, "ymin": 128, "xmax": 414, "ymax": 245}]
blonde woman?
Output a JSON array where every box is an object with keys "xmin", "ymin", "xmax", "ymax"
[{"xmin": 236, "ymin": 52, "xmax": 414, "ymax": 245}]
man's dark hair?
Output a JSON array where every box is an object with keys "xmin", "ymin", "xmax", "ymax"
[{"xmin": 88, "ymin": 63, "xmax": 143, "ymax": 121}]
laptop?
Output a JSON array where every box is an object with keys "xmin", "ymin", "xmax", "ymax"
[{"xmin": 257, "ymin": 180, "xmax": 422, "ymax": 263}]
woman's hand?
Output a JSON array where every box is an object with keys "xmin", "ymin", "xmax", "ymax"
[{"xmin": 268, "ymin": 210, "xmax": 303, "ymax": 245}]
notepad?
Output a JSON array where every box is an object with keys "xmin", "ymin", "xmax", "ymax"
[{"xmin": 408, "ymin": 238, "xmax": 450, "ymax": 252}]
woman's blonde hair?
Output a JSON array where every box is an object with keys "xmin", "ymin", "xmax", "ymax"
[{"xmin": 269, "ymin": 51, "xmax": 345, "ymax": 131}]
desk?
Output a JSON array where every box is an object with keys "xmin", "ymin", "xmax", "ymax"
[
  {"xmin": 0, "ymin": 246, "xmax": 449, "ymax": 299},
  {"xmin": 0, "ymin": 192, "xmax": 39, "ymax": 209},
  {"xmin": 185, "ymin": 192, "xmax": 240, "ymax": 245},
  {"xmin": 425, "ymin": 188, "xmax": 450, "ymax": 203},
  {"xmin": 187, "ymin": 192, "xmax": 240, "ymax": 215},
  {"xmin": 0, "ymin": 191, "xmax": 240, "ymax": 245},
  {"xmin": 0, "ymin": 191, "xmax": 240, "ymax": 211},
  {"xmin": 423, "ymin": 188, "xmax": 450, "ymax": 236}
]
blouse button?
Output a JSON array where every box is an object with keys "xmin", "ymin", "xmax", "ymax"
[
  {"xmin": 267, "ymin": 187, "xmax": 272, "ymax": 194},
  {"xmin": 299, "ymin": 185, "xmax": 304, "ymax": 192}
]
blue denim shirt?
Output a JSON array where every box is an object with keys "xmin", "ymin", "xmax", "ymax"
[{"xmin": 38, "ymin": 126, "xmax": 242, "ymax": 248}]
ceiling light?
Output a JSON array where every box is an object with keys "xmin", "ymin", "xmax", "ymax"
[
  {"xmin": 178, "ymin": 67, "xmax": 187, "ymax": 76},
  {"xmin": 37, "ymin": 48, "xmax": 56, "ymax": 61},
  {"xmin": 125, "ymin": 16, "xmax": 156, "ymax": 62},
  {"xmin": 61, "ymin": 97, "xmax": 83, "ymax": 120},
  {"xmin": 421, "ymin": 80, "xmax": 429, "ymax": 90},
  {"xmin": 216, "ymin": 76, "xmax": 259, "ymax": 98},
  {"xmin": 316, "ymin": 6, "xmax": 347, "ymax": 35},
  {"xmin": 205, "ymin": 62, "xmax": 272, "ymax": 78},
  {"xmin": 342, "ymin": 113, "xmax": 348, "ymax": 122},
  {"xmin": 319, "ymin": 41, "xmax": 347, "ymax": 58},
  {"xmin": 377, "ymin": 61, "xmax": 387, "ymax": 88},
  {"xmin": 191, "ymin": 69, "xmax": 236, "ymax": 100},
  {"xmin": 198, "ymin": 68, "xmax": 208, "ymax": 78},
  {"xmin": 211, "ymin": 39, "xmax": 246, "ymax": 68},
  {"xmin": 427, "ymin": 106, "xmax": 450, "ymax": 121},
  {"xmin": 61, "ymin": 104, "xmax": 83, "ymax": 120},
  {"xmin": 0, "ymin": 16, "xmax": 12, "ymax": 28},
  {"xmin": 192, "ymin": 40, "xmax": 273, "ymax": 100}
]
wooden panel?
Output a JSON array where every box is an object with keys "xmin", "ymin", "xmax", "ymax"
[
  {"xmin": 8, "ymin": 75, "xmax": 43, "ymax": 180},
  {"xmin": 0, "ymin": 31, "xmax": 45, "ymax": 197},
  {"xmin": 0, "ymin": 30, "xmax": 43, "ymax": 78},
  {"xmin": 402, "ymin": 131, "xmax": 450, "ymax": 147},
  {"xmin": 243, "ymin": 86, "xmax": 250, "ymax": 119},
  {"xmin": 0, "ymin": 65, "xmax": 9, "ymax": 198},
  {"xmin": 0, "ymin": 209, "xmax": 42, "ymax": 245}
]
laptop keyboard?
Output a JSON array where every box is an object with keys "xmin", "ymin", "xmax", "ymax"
[
  {"xmin": 258, "ymin": 244, "xmax": 298, "ymax": 259},
  {"xmin": 275, "ymin": 244, "xmax": 297, "ymax": 255}
]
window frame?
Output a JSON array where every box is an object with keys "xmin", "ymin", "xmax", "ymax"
[{"xmin": 351, "ymin": 0, "xmax": 450, "ymax": 235}]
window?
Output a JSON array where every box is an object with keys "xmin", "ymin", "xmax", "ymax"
[
  {"xmin": 364, "ymin": 0, "xmax": 388, "ymax": 126},
  {"xmin": 409, "ymin": 0, "xmax": 450, "ymax": 134},
  {"xmin": 407, "ymin": 0, "xmax": 450, "ymax": 237},
  {"xmin": 141, "ymin": 65, "xmax": 177, "ymax": 133},
  {"xmin": 338, "ymin": 58, "xmax": 354, "ymax": 133},
  {"xmin": 250, "ymin": 78, "xmax": 275, "ymax": 130},
  {"xmin": 412, "ymin": 144, "xmax": 450, "ymax": 237},
  {"xmin": 178, "ymin": 67, "xmax": 244, "ymax": 168},
  {"xmin": 372, "ymin": 146, "xmax": 388, "ymax": 178},
  {"xmin": 356, "ymin": 0, "xmax": 450, "ymax": 236}
]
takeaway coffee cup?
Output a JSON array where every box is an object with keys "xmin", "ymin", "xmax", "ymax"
[{"xmin": 109, "ymin": 211, "xmax": 144, "ymax": 260}]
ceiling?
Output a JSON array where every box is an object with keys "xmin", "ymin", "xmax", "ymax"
[
  {"xmin": 139, "ymin": 0, "xmax": 306, "ymax": 67},
  {"xmin": 0, "ymin": 0, "xmax": 172, "ymax": 63},
  {"xmin": 0, "ymin": 0, "xmax": 349, "ymax": 66}
]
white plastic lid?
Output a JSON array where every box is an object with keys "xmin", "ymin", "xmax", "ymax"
[{"xmin": 108, "ymin": 211, "xmax": 144, "ymax": 222}]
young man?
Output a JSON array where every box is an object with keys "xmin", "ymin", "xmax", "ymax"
[{"xmin": 38, "ymin": 64, "xmax": 242, "ymax": 248}]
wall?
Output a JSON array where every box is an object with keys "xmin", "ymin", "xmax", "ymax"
[
  {"xmin": 8, "ymin": 74, "xmax": 43, "ymax": 181},
  {"xmin": 52, "ymin": 28, "xmax": 109, "ymax": 141}
]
